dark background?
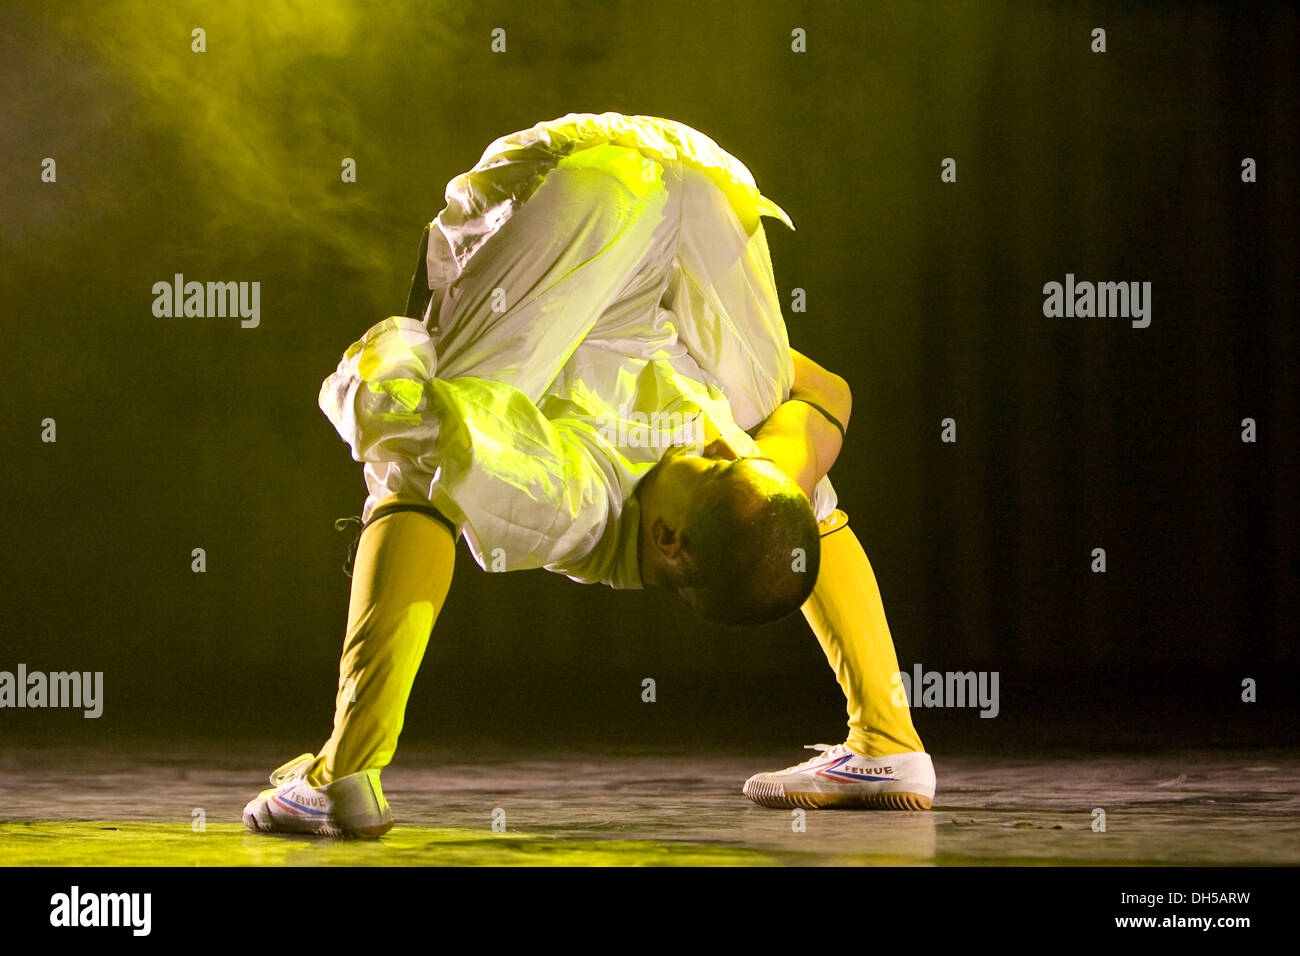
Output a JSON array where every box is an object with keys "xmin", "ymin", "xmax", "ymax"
[{"xmin": 2, "ymin": 0, "xmax": 1295, "ymax": 754}]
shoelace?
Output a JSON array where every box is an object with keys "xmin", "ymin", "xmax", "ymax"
[
  {"xmin": 786, "ymin": 743, "xmax": 853, "ymax": 771},
  {"xmin": 269, "ymin": 753, "xmax": 315, "ymax": 786}
]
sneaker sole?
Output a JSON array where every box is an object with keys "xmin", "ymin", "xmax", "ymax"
[
  {"xmin": 744, "ymin": 780, "xmax": 933, "ymax": 811},
  {"xmin": 348, "ymin": 819, "xmax": 395, "ymax": 838},
  {"xmin": 311, "ymin": 821, "xmax": 395, "ymax": 839},
  {"xmin": 244, "ymin": 815, "xmax": 395, "ymax": 839}
]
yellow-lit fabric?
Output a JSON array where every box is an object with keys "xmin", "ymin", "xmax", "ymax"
[
  {"xmin": 320, "ymin": 124, "xmax": 839, "ymax": 590},
  {"xmin": 801, "ymin": 510, "xmax": 926, "ymax": 758},
  {"xmin": 305, "ymin": 497, "xmax": 455, "ymax": 787},
  {"xmin": 426, "ymin": 111, "xmax": 795, "ymax": 292}
]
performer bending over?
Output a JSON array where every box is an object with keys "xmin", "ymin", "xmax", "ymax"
[{"xmin": 243, "ymin": 113, "xmax": 934, "ymax": 837}]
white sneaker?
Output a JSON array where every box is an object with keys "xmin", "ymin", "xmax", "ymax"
[
  {"xmin": 242, "ymin": 753, "xmax": 394, "ymax": 838},
  {"xmin": 743, "ymin": 744, "xmax": 936, "ymax": 810}
]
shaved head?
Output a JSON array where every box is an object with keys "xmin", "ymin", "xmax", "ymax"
[{"xmin": 668, "ymin": 466, "xmax": 820, "ymax": 626}]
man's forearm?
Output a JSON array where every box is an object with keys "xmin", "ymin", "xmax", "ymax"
[
  {"xmin": 745, "ymin": 349, "xmax": 851, "ymax": 498},
  {"xmin": 750, "ymin": 399, "xmax": 845, "ymax": 499},
  {"xmin": 790, "ymin": 347, "xmax": 852, "ymax": 431}
]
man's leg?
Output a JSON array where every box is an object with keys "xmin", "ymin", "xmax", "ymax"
[
  {"xmin": 305, "ymin": 495, "xmax": 456, "ymax": 787},
  {"xmin": 427, "ymin": 143, "xmax": 679, "ymax": 404},
  {"xmin": 802, "ymin": 509, "xmax": 925, "ymax": 757},
  {"xmin": 742, "ymin": 509, "xmax": 934, "ymax": 809},
  {"xmin": 312, "ymin": 147, "xmax": 674, "ymax": 779},
  {"xmin": 242, "ymin": 494, "xmax": 454, "ymax": 836},
  {"xmin": 658, "ymin": 163, "xmax": 795, "ymax": 429},
  {"xmin": 310, "ymin": 149, "xmax": 676, "ymax": 779}
]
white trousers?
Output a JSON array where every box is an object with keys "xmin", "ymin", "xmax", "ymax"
[
  {"xmin": 426, "ymin": 143, "xmax": 795, "ymax": 411},
  {"xmin": 324, "ymin": 137, "xmax": 834, "ymax": 578}
]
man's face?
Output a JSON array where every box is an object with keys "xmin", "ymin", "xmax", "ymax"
[{"xmin": 635, "ymin": 435, "xmax": 807, "ymax": 591}]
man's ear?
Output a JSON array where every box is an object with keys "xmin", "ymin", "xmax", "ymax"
[{"xmin": 649, "ymin": 516, "xmax": 683, "ymax": 560}]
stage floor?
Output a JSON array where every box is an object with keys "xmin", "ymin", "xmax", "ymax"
[{"xmin": 1, "ymin": 743, "xmax": 1297, "ymax": 866}]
